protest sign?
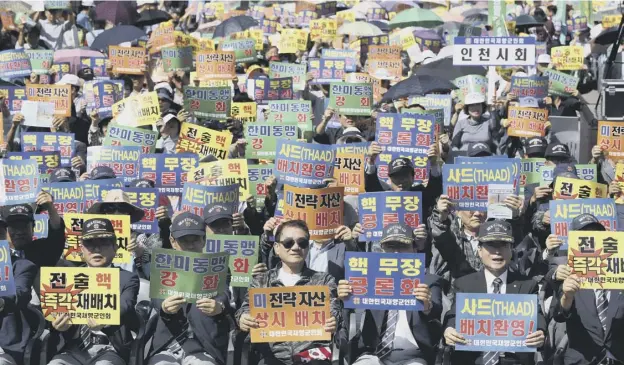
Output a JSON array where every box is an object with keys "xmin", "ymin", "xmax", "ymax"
[
  {"xmin": 86, "ymin": 146, "xmax": 141, "ymax": 184},
  {"xmin": 551, "ymin": 46, "xmax": 584, "ymax": 70},
  {"xmin": 310, "ymin": 18, "xmax": 337, "ymax": 42},
  {"xmin": 336, "ymin": 9, "xmax": 355, "ymax": 24},
  {"xmin": 40, "ymin": 267, "xmax": 120, "ymax": 325},
  {"xmin": 150, "ymin": 249, "xmax": 229, "ymax": 302},
  {"xmin": 269, "ymin": 62, "xmax": 306, "ymax": 91},
  {"xmin": 334, "ymin": 152, "xmax": 364, "ymax": 195},
  {"xmin": 542, "ymin": 68, "xmax": 579, "ymax": 97},
  {"xmin": 343, "ymin": 252, "xmax": 425, "ymax": 310},
  {"xmin": 176, "ymin": 123, "xmax": 232, "ymax": 160},
  {"xmin": 358, "ymin": 191, "xmax": 422, "ymax": 240},
  {"xmin": 249, "ymin": 77, "xmax": 294, "ymax": 103},
  {"xmin": 454, "ymin": 75, "xmax": 488, "ymax": 103},
  {"xmin": 598, "ymin": 121, "xmax": 624, "ymax": 161},
  {"xmin": 576, "ymin": 164, "xmax": 597, "ymax": 182},
  {"xmin": 0, "ymin": 85, "xmax": 26, "ymax": 114},
  {"xmin": 191, "ymin": 159, "xmax": 250, "ymax": 200},
  {"xmin": 550, "ymin": 198, "xmax": 617, "ymax": 249},
  {"xmin": 245, "ymin": 123, "xmax": 298, "ymax": 159},
  {"xmin": 376, "ymin": 113, "xmax": 434, "ymax": 155},
  {"xmin": 520, "ymin": 158, "xmax": 546, "ymax": 186},
  {"xmin": 453, "ymin": 37, "xmax": 536, "ymax": 66},
  {"xmin": 80, "ymin": 56, "xmax": 107, "ymax": 78},
  {"xmin": 308, "ymin": 58, "xmax": 347, "ymax": 84},
  {"xmin": 275, "ymin": 140, "xmax": 335, "ymax": 188},
  {"xmin": 20, "ymin": 100, "xmax": 54, "ymax": 128},
  {"xmin": 509, "ymin": 75, "xmax": 549, "ymax": 101},
  {"xmin": 268, "ymin": 100, "xmax": 313, "ymax": 131},
  {"xmin": 260, "ymin": 18, "xmax": 279, "ymax": 34},
  {"xmin": 368, "ymin": 45, "xmax": 402, "ymax": 60},
  {"xmin": 112, "ymin": 91, "xmax": 160, "ymax": 127},
  {"xmin": 321, "ymin": 49, "xmax": 357, "ymax": 72},
  {"xmin": 138, "ymin": 154, "xmax": 198, "ymax": 196},
  {"xmin": 552, "ymin": 177, "xmax": 608, "ymax": 200},
  {"xmin": 360, "ymin": 35, "xmax": 390, "ymax": 60},
  {"xmin": 507, "ymin": 106, "xmax": 548, "ymax": 138},
  {"xmin": 44, "ymin": 182, "xmax": 84, "ymax": 215},
  {"xmin": 343, "ymin": 72, "xmax": 382, "ymax": 103},
  {"xmin": 408, "ymin": 94, "xmax": 452, "ymax": 126},
  {"xmin": 249, "ymin": 286, "xmax": 331, "ymax": 343},
  {"xmin": 0, "ymin": 241, "xmax": 15, "ymax": 297},
  {"xmin": 108, "ymin": 46, "xmax": 145, "ymax": 75},
  {"xmin": 92, "ymin": 81, "xmax": 122, "ymax": 119},
  {"xmin": 278, "ymin": 29, "xmax": 301, "ymax": 54},
  {"xmin": 34, "ymin": 214, "xmax": 49, "ymax": 240},
  {"xmin": 248, "ymin": 164, "xmax": 274, "ymax": 209},
  {"xmin": 487, "ymin": 184, "xmax": 516, "ymax": 219},
  {"xmin": 205, "ymin": 235, "xmax": 259, "ymax": 287},
  {"xmin": 63, "ymin": 213, "xmax": 131, "ymax": 263},
  {"xmin": 455, "ymin": 293, "xmax": 538, "ymax": 353},
  {"xmin": 602, "ymin": 14, "xmax": 621, "ymax": 28},
  {"xmin": 376, "ymin": 151, "xmax": 430, "ymax": 184},
  {"xmin": 125, "ymin": 187, "xmax": 159, "ymax": 234},
  {"xmin": 295, "ymin": 9, "xmax": 318, "ymax": 26},
  {"xmin": 616, "ymin": 164, "xmax": 624, "ymax": 204},
  {"xmin": 283, "ymin": 185, "xmax": 344, "ymax": 240},
  {"xmin": 335, "ymin": 142, "xmax": 369, "ymax": 156},
  {"xmin": 161, "ymin": 47, "xmax": 193, "ymax": 72},
  {"xmin": 183, "ymin": 86, "xmax": 231, "ymax": 119},
  {"xmin": 25, "ymin": 50, "xmax": 53, "ymax": 74},
  {"xmin": 0, "ymin": 49, "xmax": 31, "ymax": 79},
  {"xmin": 329, "ymin": 82, "xmax": 372, "ymax": 116},
  {"xmin": 83, "ymin": 179, "xmax": 124, "ymax": 211},
  {"xmin": 567, "ymin": 16, "xmax": 588, "ymax": 32},
  {"xmin": 0, "ymin": 11, "xmax": 14, "ymax": 31},
  {"xmin": 103, "ymin": 124, "xmax": 158, "ymax": 153},
  {"xmin": 6, "ymin": 151, "xmax": 60, "ymax": 177},
  {"xmin": 21, "ymin": 132, "xmax": 74, "ymax": 167},
  {"xmin": 0, "ymin": 159, "xmax": 40, "ymax": 205},
  {"xmin": 443, "ymin": 162, "xmax": 520, "ymax": 211},
  {"xmin": 231, "ymin": 102, "xmax": 257, "ymax": 123},
  {"xmin": 26, "ymin": 84, "xmax": 71, "ymax": 117},
  {"xmin": 568, "ymin": 231, "xmax": 624, "ymax": 289},
  {"xmin": 220, "ymin": 38, "xmax": 257, "ymax": 63},
  {"xmin": 196, "ymin": 51, "xmax": 235, "ymax": 79},
  {"xmin": 367, "ymin": 58, "xmax": 402, "ymax": 79},
  {"xmin": 148, "ymin": 22, "xmax": 175, "ymax": 53},
  {"xmin": 180, "ymin": 183, "xmax": 239, "ymax": 217}
]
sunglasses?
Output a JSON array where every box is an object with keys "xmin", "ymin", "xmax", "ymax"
[
  {"xmin": 101, "ymin": 204, "xmax": 130, "ymax": 215},
  {"xmin": 278, "ymin": 238, "xmax": 310, "ymax": 250}
]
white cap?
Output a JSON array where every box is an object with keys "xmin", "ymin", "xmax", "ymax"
[
  {"xmin": 56, "ymin": 74, "xmax": 84, "ymax": 87},
  {"xmin": 155, "ymin": 82, "xmax": 173, "ymax": 94},
  {"xmin": 464, "ymin": 92, "xmax": 486, "ymax": 105},
  {"xmin": 372, "ymin": 68, "xmax": 395, "ymax": 80},
  {"xmin": 537, "ymin": 54, "xmax": 551, "ymax": 64},
  {"xmin": 514, "ymin": 71, "xmax": 528, "ymax": 77}
]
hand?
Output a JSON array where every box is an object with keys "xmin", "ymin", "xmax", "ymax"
[
  {"xmin": 439, "ymin": 133, "xmax": 450, "ymax": 147},
  {"xmin": 236, "ymin": 138, "xmax": 247, "ymax": 147},
  {"xmin": 503, "ymin": 195, "xmax": 523, "ymax": 211},
  {"xmin": 427, "ymin": 144, "xmax": 439, "ymax": 161},
  {"xmin": 351, "ymin": 223, "xmax": 362, "ymax": 241},
  {"xmin": 233, "ymin": 212, "xmax": 245, "ymax": 231},
  {"xmin": 71, "ymin": 156, "xmax": 85, "ymax": 170},
  {"xmin": 196, "ymin": 298, "xmax": 224, "ymax": 316},
  {"xmin": 436, "ymin": 195, "xmax": 452, "ymax": 221},
  {"xmin": 570, "ymin": 89, "xmax": 579, "ymax": 97},
  {"xmin": 334, "ymin": 225, "xmax": 352, "ymax": 241},
  {"xmin": 543, "ymin": 96, "xmax": 552, "ymax": 105},
  {"xmin": 52, "ymin": 116, "xmax": 66, "ymax": 131},
  {"xmin": 545, "ymin": 234, "xmax": 563, "ymax": 251},
  {"xmin": 79, "ymin": 172, "xmax": 90, "ymax": 181},
  {"xmin": 263, "ymin": 217, "xmax": 279, "ymax": 236},
  {"xmin": 454, "ymin": 102, "xmax": 464, "ymax": 113},
  {"xmin": 591, "ymin": 145, "xmax": 602, "ymax": 160},
  {"xmin": 609, "ymin": 181, "xmax": 622, "ymax": 197},
  {"xmin": 306, "ymin": 72, "xmax": 314, "ymax": 82},
  {"xmin": 52, "ymin": 313, "xmax": 72, "ymax": 332},
  {"xmin": 444, "ymin": 327, "xmax": 467, "ymax": 346},
  {"xmin": 30, "ymin": 72, "xmax": 38, "ymax": 84},
  {"xmin": 90, "ymin": 110, "xmax": 100, "ymax": 127},
  {"xmin": 155, "ymin": 206, "xmax": 169, "ymax": 221},
  {"xmin": 239, "ymin": 313, "xmax": 259, "ymax": 332},
  {"xmin": 232, "ymin": 76, "xmax": 239, "ymax": 85},
  {"xmin": 525, "ymin": 330, "xmax": 545, "ymax": 347},
  {"xmin": 126, "ymin": 235, "xmax": 138, "ymax": 253},
  {"xmin": 251, "ymin": 263, "xmax": 267, "ymax": 276},
  {"xmin": 367, "ymin": 141, "xmax": 383, "ymax": 164},
  {"xmin": 162, "ymin": 295, "xmax": 186, "ymax": 315},
  {"xmin": 35, "ymin": 191, "xmax": 54, "ymax": 209},
  {"xmin": 532, "ymin": 186, "xmax": 552, "ymax": 203},
  {"xmin": 12, "ymin": 113, "xmax": 24, "ymax": 126},
  {"xmin": 246, "ymin": 195, "xmax": 257, "ymax": 211},
  {"xmin": 323, "ymin": 107, "xmax": 335, "ymax": 122},
  {"xmin": 501, "ymin": 118, "xmax": 510, "ymax": 128},
  {"xmin": 265, "ymin": 175, "xmax": 277, "ymax": 198},
  {"xmin": 414, "ymin": 224, "xmax": 427, "ymax": 242},
  {"xmin": 337, "ymin": 279, "xmax": 352, "ymax": 300},
  {"xmin": 413, "ymin": 283, "xmax": 432, "ymax": 313},
  {"xmin": 86, "ymin": 318, "xmax": 105, "ymax": 332},
  {"xmin": 542, "ymin": 210, "xmax": 551, "ymax": 226},
  {"xmin": 177, "ymin": 110, "xmax": 190, "ymax": 123},
  {"xmin": 562, "ymin": 274, "xmax": 581, "ymax": 298},
  {"xmin": 324, "ymin": 316, "xmax": 337, "ymax": 334},
  {"xmin": 555, "ymin": 265, "xmax": 572, "ymax": 282}
]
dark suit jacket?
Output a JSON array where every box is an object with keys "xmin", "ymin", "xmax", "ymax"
[
  {"xmin": 351, "ymin": 274, "xmax": 444, "ymax": 365},
  {"xmin": 445, "ymin": 270, "xmax": 547, "ymax": 365},
  {"xmin": 553, "ymin": 288, "xmax": 624, "ymax": 364},
  {"xmin": 0, "ymin": 255, "xmax": 37, "ymax": 363}
]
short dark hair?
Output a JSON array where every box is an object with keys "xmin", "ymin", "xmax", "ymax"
[{"xmin": 275, "ymin": 220, "xmax": 310, "ymax": 242}]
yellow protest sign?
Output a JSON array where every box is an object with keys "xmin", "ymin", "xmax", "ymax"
[
  {"xmin": 112, "ymin": 91, "xmax": 160, "ymax": 127},
  {"xmin": 149, "ymin": 21, "xmax": 175, "ymax": 54},
  {"xmin": 231, "ymin": 102, "xmax": 257, "ymax": 123},
  {"xmin": 602, "ymin": 14, "xmax": 621, "ymax": 28},
  {"xmin": 176, "ymin": 122, "xmax": 232, "ymax": 159},
  {"xmin": 333, "ymin": 152, "xmax": 365, "ymax": 195},
  {"xmin": 551, "ymin": 46, "xmax": 584, "ymax": 70},
  {"xmin": 553, "ymin": 177, "xmax": 608, "ymax": 200},
  {"xmin": 336, "ymin": 10, "xmax": 355, "ymax": 24},
  {"xmin": 400, "ymin": 32, "xmax": 416, "ymax": 50},
  {"xmin": 62, "ymin": 213, "xmax": 132, "ymax": 264},
  {"xmin": 190, "ymin": 158, "xmax": 250, "ymax": 200},
  {"xmin": 40, "ymin": 267, "xmax": 120, "ymax": 325},
  {"xmin": 295, "ymin": 29, "xmax": 309, "ymax": 51},
  {"xmin": 25, "ymin": 84, "xmax": 72, "ymax": 117},
  {"xmin": 616, "ymin": 164, "xmax": 624, "ymax": 204},
  {"xmin": 310, "ymin": 19, "xmax": 337, "ymax": 43},
  {"xmin": 278, "ymin": 29, "xmax": 299, "ymax": 54},
  {"xmin": 568, "ymin": 231, "xmax": 624, "ymax": 289}
]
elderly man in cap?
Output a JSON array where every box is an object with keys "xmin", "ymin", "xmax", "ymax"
[
  {"xmin": 147, "ymin": 212, "xmax": 231, "ymax": 365},
  {"xmin": 443, "ymin": 220, "xmax": 547, "ymax": 365},
  {"xmin": 157, "ymin": 113, "xmax": 181, "ymax": 154},
  {"xmin": 314, "ymin": 107, "xmax": 372, "ymax": 145},
  {"xmin": 544, "ymin": 142, "xmax": 573, "ymax": 166},
  {"xmin": 49, "ymin": 218, "xmax": 139, "ymax": 365},
  {"xmin": 50, "ymin": 167, "xmax": 77, "ymax": 183},
  {"xmin": 338, "ymin": 223, "xmax": 443, "ymax": 365}
]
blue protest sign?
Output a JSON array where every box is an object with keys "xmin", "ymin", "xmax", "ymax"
[
  {"xmin": 44, "ymin": 182, "xmax": 85, "ymax": 215},
  {"xmin": 0, "ymin": 241, "xmax": 15, "ymax": 297},
  {"xmin": 34, "ymin": 214, "xmax": 49, "ymax": 240},
  {"xmin": 93, "ymin": 81, "xmax": 122, "ymax": 119},
  {"xmin": 0, "ymin": 159, "xmax": 40, "ymax": 205},
  {"xmin": 343, "ymin": 252, "xmax": 426, "ymax": 310},
  {"xmin": 0, "ymin": 49, "xmax": 32, "ymax": 79},
  {"xmin": 83, "ymin": 179, "xmax": 124, "ymax": 211},
  {"xmin": 180, "ymin": 183, "xmax": 239, "ymax": 217},
  {"xmin": 408, "ymin": 94, "xmax": 453, "ymax": 126},
  {"xmin": 308, "ymin": 58, "xmax": 347, "ymax": 84},
  {"xmin": 358, "ymin": 191, "xmax": 423, "ymax": 241},
  {"xmin": 454, "ymin": 156, "xmax": 514, "ymax": 165},
  {"xmin": 21, "ymin": 132, "xmax": 75, "ymax": 167},
  {"xmin": 80, "ymin": 56, "xmax": 108, "ymax": 79},
  {"xmin": 455, "ymin": 293, "xmax": 538, "ymax": 353},
  {"xmin": 321, "ymin": 49, "xmax": 357, "ymax": 72},
  {"xmin": 275, "ymin": 140, "xmax": 336, "ymax": 188},
  {"xmin": 0, "ymin": 86, "xmax": 26, "ymax": 114},
  {"xmin": 86, "ymin": 146, "xmax": 142, "ymax": 184},
  {"xmin": 125, "ymin": 187, "xmax": 159, "ymax": 234},
  {"xmin": 6, "ymin": 151, "xmax": 61, "ymax": 175},
  {"xmin": 138, "ymin": 153, "xmax": 199, "ymax": 196},
  {"xmin": 550, "ymin": 198, "xmax": 618, "ymax": 249},
  {"xmin": 251, "ymin": 77, "xmax": 295, "ymax": 103}
]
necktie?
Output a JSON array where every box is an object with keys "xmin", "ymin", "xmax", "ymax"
[
  {"xmin": 375, "ymin": 310, "xmax": 399, "ymax": 359},
  {"xmin": 483, "ymin": 278, "xmax": 503, "ymax": 365},
  {"xmin": 78, "ymin": 325, "xmax": 92, "ymax": 350},
  {"xmin": 596, "ymin": 289, "xmax": 609, "ymax": 335}
]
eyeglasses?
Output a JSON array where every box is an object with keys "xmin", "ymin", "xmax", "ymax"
[{"xmin": 277, "ymin": 238, "xmax": 310, "ymax": 250}]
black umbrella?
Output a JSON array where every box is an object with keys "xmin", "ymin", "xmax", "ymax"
[
  {"xmin": 594, "ymin": 27, "xmax": 620, "ymax": 45},
  {"xmin": 135, "ymin": 9, "xmax": 171, "ymax": 27},
  {"xmin": 382, "ymin": 74, "xmax": 457, "ymax": 102},
  {"xmin": 514, "ymin": 14, "xmax": 543, "ymax": 28},
  {"xmin": 95, "ymin": 1, "xmax": 138, "ymax": 25},
  {"xmin": 213, "ymin": 15, "xmax": 259, "ymax": 38},
  {"xmin": 369, "ymin": 20, "xmax": 390, "ymax": 32},
  {"xmin": 414, "ymin": 57, "xmax": 487, "ymax": 80},
  {"xmin": 90, "ymin": 25, "xmax": 147, "ymax": 52},
  {"xmin": 463, "ymin": 13, "xmax": 488, "ymax": 23}
]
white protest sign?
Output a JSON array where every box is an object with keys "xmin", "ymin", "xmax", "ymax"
[
  {"xmin": 453, "ymin": 37, "xmax": 536, "ymax": 67},
  {"xmin": 21, "ymin": 100, "xmax": 55, "ymax": 128}
]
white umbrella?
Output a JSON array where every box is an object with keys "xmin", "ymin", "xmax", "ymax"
[{"xmin": 338, "ymin": 21, "xmax": 384, "ymax": 36}]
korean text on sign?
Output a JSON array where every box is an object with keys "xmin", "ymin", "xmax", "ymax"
[
  {"xmin": 283, "ymin": 185, "xmax": 344, "ymax": 240},
  {"xmin": 275, "ymin": 140, "xmax": 335, "ymax": 188},
  {"xmin": 552, "ymin": 177, "xmax": 608, "ymax": 200},
  {"xmin": 196, "ymin": 51, "xmax": 235, "ymax": 79},
  {"xmin": 176, "ymin": 122, "xmax": 232, "ymax": 160},
  {"xmin": 550, "ymin": 198, "xmax": 617, "ymax": 250},
  {"xmin": 333, "ymin": 152, "xmax": 364, "ymax": 195},
  {"xmin": 125, "ymin": 187, "xmax": 159, "ymax": 234},
  {"xmin": 358, "ymin": 191, "xmax": 422, "ymax": 241},
  {"xmin": 0, "ymin": 159, "xmax": 40, "ymax": 205},
  {"xmin": 108, "ymin": 46, "xmax": 146, "ymax": 75},
  {"xmin": 82, "ymin": 179, "xmax": 124, "ymax": 211},
  {"xmin": 103, "ymin": 124, "xmax": 158, "ymax": 154},
  {"xmin": 0, "ymin": 49, "xmax": 31, "ymax": 79},
  {"xmin": 568, "ymin": 231, "xmax": 624, "ymax": 289},
  {"xmin": 138, "ymin": 153, "xmax": 198, "ymax": 196},
  {"xmin": 344, "ymin": 252, "xmax": 425, "ymax": 310},
  {"xmin": 44, "ymin": 182, "xmax": 85, "ymax": 216},
  {"xmin": 248, "ymin": 164, "xmax": 274, "ymax": 210},
  {"xmin": 453, "ymin": 37, "xmax": 536, "ymax": 66},
  {"xmin": 245, "ymin": 123, "xmax": 298, "ymax": 159},
  {"xmin": 183, "ymin": 86, "xmax": 231, "ymax": 119},
  {"xmin": 26, "ymin": 84, "xmax": 71, "ymax": 117},
  {"xmin": 205, "ymin": 235, "xmax": 259, "ymax": 287},
  {"xmin": 598, "ymin": 121, "xmax": 624, "ymax": 161},
  {"xmin": 180, "ymin": 183, "xmax": 239, "ymax": 218},
  {"xmin": 0, "ymin": 241, "xmax": 15, "ymax": 297},
  {"xmin": 507, "ymin": 106, "xmax": 548, "ymax": 138},
  {"xmin": 329, "ymin": 82, "xmax": 372, "ymax": 116},
  {"xmin": 190, "ymin": 159, "xmax": 250, "ymax": 200},
  {"xmin": 63, "ymin": 213, "xmax": 131, "ymax": 264},
  {"xmin": 86, "ymin": 146, "xmax": 141, "ymax": 184}
]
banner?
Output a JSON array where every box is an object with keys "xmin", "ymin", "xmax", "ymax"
[
  {"xmin": 520, "ymin": 158, "xmax": 546, "ymax": 187},
  {"xmin": 196, "ymin": 51, "xmax": 235, "ymax": 79},
  {"xmin": 269, "ymin": 62, "xmax": 306, "ymax": 91},
  {"xmin": 509, "ymin": 75, "xmax": 549, "ymax": 100},
  {"xmin": 542, "ymin": 68, "xmax": 579, "ymax": 97},
  {"xmin": 138, "ymin": 153, "xmax": 198, "ymax": 196},
  {"xmin": 180, "ymin": 183, "xmax": 239, "ymax": 217},
  {"xmin": 408, "ymin": 94, "xmax": 452, "ymax": 126},
  {"xmin": 551, "ymin": 46, "xmax": 584, "ymax": 70},
  {"xmin": 283, "ymin": 185, "xmax": 344, "ymax": 240},
  {"xmin": 375, "ymin": 112, "xmax": 434, "ymax": 155},
  {"xmin": 231, "ymin": 102, "xmax": 257, "ymax": 123},
  {"xmin": 268, "ymin": 100, "xmax": 313, "ymax": 131},
  {"xmin": 184, "ymin": 86, "xmax": 231, "ymax": 119},
  {"xmin": 176, "ymin": 123, "xmax": 232, "ymax": 160},
  {"xmin": 308, "ymin": 58, "xmax": 347, "ymax": 84},
  {"xmin": 343, "ymin": 252, "xmax": 425, "ymax": 310},
  {"xmin": 598, "ymin": 121, "xmax": 624, "ymax": 161},
  {"xmin": 44, "ymin": 182, "xmax": 84, "ymax": 215},
  {"xmin": 0, "ymin": 85, "xmax": 26, "ymax": 114},
  {"xmin": 40, "ymin": 267, "xmax": 120, "ymax": 325},
  {"xmin": 333, "ymin": 152, "xmax": 364, "ymax": 195},
  {"xmin": 63, "ymin": 213, "xmax": 131, "ymax": 264},
  {"xmin": 0, "ymin": 49, "xmax": 31, "ymax": 79},
  {"xmin": 550, "ymin": 198, "xmax": 617, "ymax": 249},
  {"xmin": 0, "ymin": 159, "xmax": 40, "ymax": 205},
  {"xmin": 25, "ymin": 50, "xmax": 53, "ymax": 75},
  {"xmin": 248, "ymin": 164, "xmax": 274, "ymax": 209},
  {"xmin": 454, "ymin": 75, "xmax": 488, "ymax": 103},
  {"xmin": 205, "ymin": 235, "xmax": 259, "ymax": 287},
  {"xmin": 329, "ymin": 82, "xmax": 372, "ymax": 116},
  {"xmin": 86, "ymin": 146, "xmax": 141, "ymax": 184},
  {"xmin": 26, "ymin": 84, "xmax": 71, "ymax": 117},
  {"xmin": 220, "ymin": 38, "xmax": 257, "ymax": 63},
  {"xmin": 0, "ymin": 241, "xmax": 15, "ymax": 297},
  {"xmin": 191, "ymin": 159, "xmax": 250, "ymax": 200},
  {"xmin": 161, "ymin": 47, "xmax": 193, "ymax": 72},
  {"xmin": 455, "ymin": 293, "xmax": 538, "ymax": 353},
  {"xmin": 249, "ymin": 286, "xmax": 331, "ymax": 343},
  {"xmin": 443, "ymin": 162, "xmax": 520, "ymax": 210},
  {"xmin": 568, "ymin": 231, "xmax": 624, "ymax": 289},
  {"xmin": 103, "ymin": 124, "xmax": 158, "ymax": 153},
  {"xmin": 507, "ymin": 106, "xmax": 548, "ymax": 138},
  {"xmin": 245, "ymin": 123, "xmax": 298, "ymax": 159},
  {"xmin": 274, "ymin": 140, "xmax": 335, "ymax": 188},
  {"xmin": 552, "ymin": 177, "xmax": 608, "ymax": 200},
  {"xmin": 358, "ymin": 191, "xmax": 422, "ymax": 241},
  {"xmin": 112, "ymin": 92, "xmax": 160, "ymax": 127},
  {"xmin": 80, "ymin": 56, "xmax": 108, "ymax": 78},
  {"xmin": 125, "ymin": 187, "xmax": 159, "ymax": 234},
  {"xmin": 150, "ymin": 249, "xmax": 229, "ymax": 302},
  {"xmin": 453, "ymin": 37, "xmax": 536, "ymax": 66},
  {"xmin": 108, "ymin": 46, "xmax": 145, "ymax": 75}
]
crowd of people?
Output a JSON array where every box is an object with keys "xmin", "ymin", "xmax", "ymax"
[{"xmin": 0, "ymin": 1, "xmax": 623, "ymax": 365}]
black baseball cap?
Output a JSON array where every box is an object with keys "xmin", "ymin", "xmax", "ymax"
[
  {"xmin": 545, "ymin": 142, "xmax": 570, "ymax": 159},
  {"xmin": 478, "ymin": 220, "xmax": 514, "ymax": 244},
  {"xmin": 467, "ymin": 142, "xmax": 492, "ymax": 157},
  {"xmin": 203, "ymin": 204, "xmax": 234, "ymax": 225},
  {"xmin": 128, "ymin": 178, "xmax": 155, "ymax": 188},
  {"xmin": 389, "ymin": 157, "xmax": 414, "ymax": 176},
  {"xmin": 82, "ymin": 218, "xmax": 116, "ymax": 241},
  {"xmin": 90, "ymin": 166, "xmax": 117, "ymax": 180},
  {"xmin": 171, "ymin": 212, "xmax": 206, "ymax": 239},
  {"xmin": 50, "ymin": 167, "xmax": 76, "ymax": 183},
  {"xmin": 1, "ymin": 204, "xmax": 35, "ymax": 223},
  {"xmin": 552, "ymin": 163, "xmax": 579, "ymax": 181},
  {"xmin": 525, "ymin": 137, "xmax": 547, "ymax": 157},
  {"xmin": 379, "ymin": 223, "xmax": 415, "ymax": 245},
  {"xmin": 570, "ymin": 213, "xmax": 606, "ymax": 231},
  {"xmin": 77, "ymin": 67, "xmax": 94, "ymax": 81}
]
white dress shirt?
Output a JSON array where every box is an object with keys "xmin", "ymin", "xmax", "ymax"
[
  {"xmin": 386, "ymin": 311, "xmax": 426, "ymax": 364},
  {"xmin": 484, "ymin": 270, "xmax": 508, "ymax": 294},
  {"xmin": 306, "ymin": 241, "xmax": 334, "ymax": 273}
]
